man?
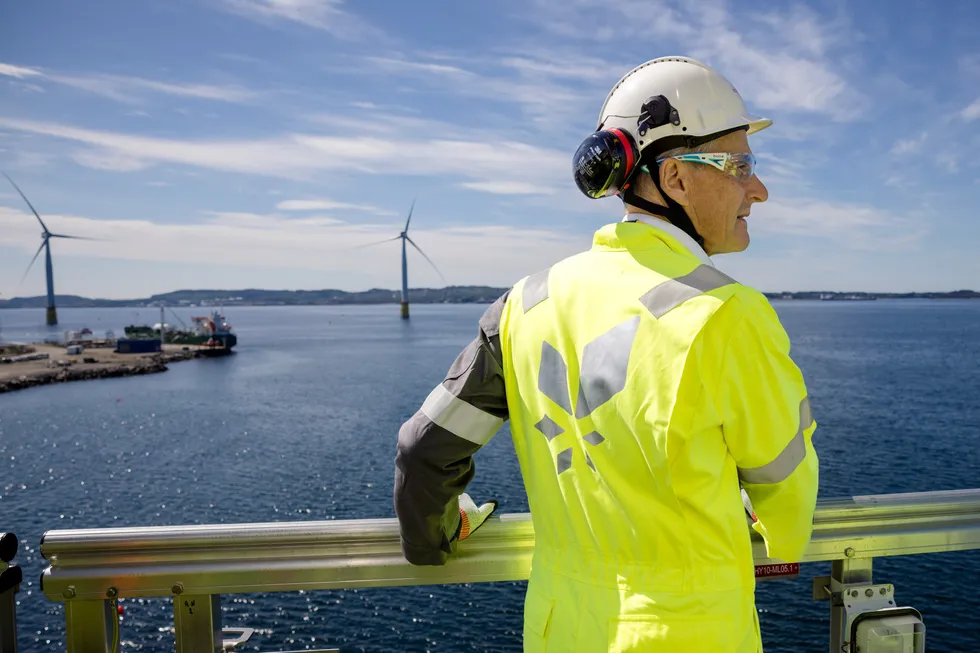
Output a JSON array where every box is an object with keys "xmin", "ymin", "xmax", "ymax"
[{"xmin": 394, "ymin": 56, "xmax": 819, "ymax": 652}]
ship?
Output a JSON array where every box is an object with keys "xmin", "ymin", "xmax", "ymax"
[{"xmin": 124, "ymin": 309, "xmax": 237, "ymax": 355}]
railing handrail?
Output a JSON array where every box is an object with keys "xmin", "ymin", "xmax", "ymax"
[{"xmin": 38, "ymin": 488, "xmax": 980, "ymax": 602}]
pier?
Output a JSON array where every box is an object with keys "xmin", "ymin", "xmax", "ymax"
[{"xmin": 0, "ymin": 342, "xmax": 209, "ymax": 394}]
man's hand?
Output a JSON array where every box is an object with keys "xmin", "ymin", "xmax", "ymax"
[{"xmin": 457, "ymin": 493, "xmax": 498, "ymax": 540}]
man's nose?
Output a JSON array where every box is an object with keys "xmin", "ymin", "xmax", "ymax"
[{"xmin": 746, "ymin": 174, "xmax": 769, "ymax": 203}]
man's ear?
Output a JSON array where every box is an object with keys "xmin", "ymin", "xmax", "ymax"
[{"xmin": 659, "ymin": 159, "xmax": 692, "ymax": 207}]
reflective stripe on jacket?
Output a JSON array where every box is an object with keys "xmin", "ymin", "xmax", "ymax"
[{"xmin": 394, "ymin": 216, "xmax": 819, "ymax": 652}]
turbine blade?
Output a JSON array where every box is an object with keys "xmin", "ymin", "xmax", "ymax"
[
  {"xmin": 350, "ymin": 235, "xmax": 400, "ymax": 250},
  {"xmin": 406, "ymin": 236, "xmax": 446, "ymax": 284},
  {"xmin": 21, "ymin": 240, "xmax": 45, "ymax": 284},
  {"xmin": 48, "ymin": 234, "xmax": 102, "ymax": 241},
  {"xmin": 2, "ymin": 172, "xmax": 49, "ymax": 233},
  {"xmin": 404, "ymin": 198, "xmax": 416, "ymax": 233}
]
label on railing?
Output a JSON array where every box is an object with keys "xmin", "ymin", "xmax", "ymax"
[{"xmin": 755, "ymin": 562, "xmax": 800, "ymax": 580}]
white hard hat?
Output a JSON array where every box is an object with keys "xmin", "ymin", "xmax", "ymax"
[{"xmin": 598, "ymin": 56, "xmax": 771, "ymax": 156}]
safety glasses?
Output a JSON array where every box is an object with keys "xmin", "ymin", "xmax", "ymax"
[{"xmin": 654, "ymin": 152, "xmax": 757, "ymax": 182}]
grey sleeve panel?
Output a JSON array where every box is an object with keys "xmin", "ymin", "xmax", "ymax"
[
  {"xmin": 440, "ymin": 290, "xmax": 510, "ymax": 419},
  {"xmin": 394, "ymin": 412, "xmax": 479, "ymax": 565},
  {"xmin": 393, "ymin": 290, "xmax": 511, "ymax": 566}
]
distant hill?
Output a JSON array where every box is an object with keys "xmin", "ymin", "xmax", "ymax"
[
  {"xmin": 0, "ymin": 287, "xmax": 977, "ymax": 309},
  {"xmin": 763, "ymin": 290, "xmax": 980, "ymax": 300},
  {"xmin": 0, "ymin": 286, "xmax": 512, "ymax": 309}
]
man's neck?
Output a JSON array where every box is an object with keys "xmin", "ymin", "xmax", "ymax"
[
  {"xmin": 621, "ymin": 210, "xmax": 715, "ymax": 267},
  {"xmin": 624, "ymin": 203, "xmax": 671, "ymax": 223}
]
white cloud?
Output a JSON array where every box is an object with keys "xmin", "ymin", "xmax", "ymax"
[
  {"xmin": 0, "ymin": 117, "xmax": 570, "ymax": 193},
  {"xmin": 0, "ymin": 63, "xmax": 43, "ymax": 79},
  {"xmin": 527, "ymin": 0, "xmax": 695, "ymax": 42},
  {"xmin": 749, "ymin": 197, "xmax": 927, "ymax": 252},
  {"xmin": 202, "ymin": 210, "xmax": 344, "ymax": 228},
  {"xmin": 217, "ymin": 52, "xmax": 265, "ymax": 64},
  {"xmin": 0, "ymin": 61, "xmax": 256, "ymax": 104},
  {"xmin": 11, "ymin": 152, "xmax": 55, "ymax": 169},
  {"xmin": 0, "ymin": 204, "xmax": 584, "ymax": 298},
  {"xmin": 754, "ymin": 5, "xmax": 836, "ymax": 58},
  {"xmin": 275, "ymin": 199, "xmax": 396, "ymax": 215},
  {"xmin": 689, "ymin": 23, "xmax": 861, "ymax": 120},
  {"xmin": 961, "ymin": 98, "xmax": 980, "ymax": 122},
  {"xmin": 459, "ymin": 181, "xmax": 556, "ymax": 195},
  {"xmin": 220, "ymin": 0, "xmax": 384, "ymax": 40},
  {"xmin": 353, "ymin": 54, "xmax": 592, "ymax": 130},
  {"xmin": 891, "ymin": 132, "xmax": 928, "ymax": 155},
  {"xmin": 71, "ymin": 149, "xmax": 150, "ymax": 171},
  {"xmin": 50, "ymin": 74, "xmax": 256, "ymax": 104},
  {"xmin": 959, "ymin": 54, "xmax": 980, "ymax": 79},
  {"xmin": 754, "ymin": 152, "xmax": 805, "ymax": 179},
  {"xmin": 303, "ymin": 110, "xmax": 469, "ymax": 139},
  {"xmin": 519, "ymin": 0, "xmax": 864, "ymax": 122},
  {"xmin": 497, "ymin": 56, "xmax": 613, "ymax": 82},
  {"xmin": 365, "ymin": 57, "xmax": 470, "ymax": 77},
  {"xmin": 936, "ymin": 152, "xmax": 959, "ymax": 173}
]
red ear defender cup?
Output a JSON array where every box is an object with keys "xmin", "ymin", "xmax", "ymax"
[{"xmin": 572, "ymin": 127, "xmax": 640, "ymax": 198}]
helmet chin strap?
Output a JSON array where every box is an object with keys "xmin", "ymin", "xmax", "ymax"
[{"xmin": 622, "ymin": 163, "xmax": 705, "ymax": 249}]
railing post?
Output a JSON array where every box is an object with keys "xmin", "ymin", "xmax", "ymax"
[
  {"xmin": 174, "ymin": 594, "xmax": 223, "ymax": 653},
  {"xmin": 0, "ymin": 587, "xmax": 16, "ymax": 653},
  {"xmin": 65, "ymin": 599, "xmax": 116, "ymax": 653},
  {"xmin": 1, "ymin": 532, "xmax": 22, "ymax": 653},
  {"xmin": 829, "ymin": 555, "xmax": 872, "ymax": 652}
]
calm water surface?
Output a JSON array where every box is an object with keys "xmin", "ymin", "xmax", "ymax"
[{"xmin": 1, "ymin": 301, "xmax": 979, "ymax": 652}]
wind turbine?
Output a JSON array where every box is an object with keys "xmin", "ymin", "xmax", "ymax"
[
  {"xmin": 4, "ymin": 173, "xmax": 96, "ymax": 326},
  {"xmin": 354, "ymin": 199, "xmax": 445, "ymax": 319}
]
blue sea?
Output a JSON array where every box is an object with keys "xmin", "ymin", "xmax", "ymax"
[{"xmin": 1, "ymin": 301, "xmax": 979, "ymax": 652}]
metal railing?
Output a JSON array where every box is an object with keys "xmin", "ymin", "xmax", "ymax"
[{"xmin": 38, "ymin": 488, "xmax": 980, "ymax": 653}]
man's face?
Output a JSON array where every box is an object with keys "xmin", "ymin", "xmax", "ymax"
[{"xmin": 683, "ymin": 130, "xmax": 769, "ymax": 255}]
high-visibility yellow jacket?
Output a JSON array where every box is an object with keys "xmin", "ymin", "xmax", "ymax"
[{"xmin": 395, "ymin": 213, "xmax": 819, "ymax": 653}]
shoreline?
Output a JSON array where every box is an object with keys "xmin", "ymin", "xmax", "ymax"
[{"xmin": 0, "ymin": 343, "xmax": 211, "ymax": 395}]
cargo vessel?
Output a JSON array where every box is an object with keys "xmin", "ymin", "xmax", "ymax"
[{"xmin": 125, "ymin": 309, "xmax": 237, "ymax": 354}]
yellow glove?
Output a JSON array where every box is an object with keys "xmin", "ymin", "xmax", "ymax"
[
  {"xmin": 457, "ymin": 493, "xmax": 498, "ymax": 540},
  {"xmin": 741, "ymin": 487, "xmax": 759, "ymax": 523}
]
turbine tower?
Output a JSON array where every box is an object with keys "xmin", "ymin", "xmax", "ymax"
[
  {"xmin": 5, "ymin": 173, "xmax": 94, "ymax": 326},
  {"xmin": 355, "ymin": 199, "xmax": 445, "ymax": 319}
]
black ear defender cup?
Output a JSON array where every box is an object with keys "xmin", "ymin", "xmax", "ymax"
[
  {"xmin": 572, "ymin": 95, "xmax": 679, "ymax": 199},
  {"xmin": 572, "ymin": 127, "xmax": 639, "ymax": 198}
]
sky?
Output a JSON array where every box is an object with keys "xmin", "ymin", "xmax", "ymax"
[{"xmin": 1, "ymin": 0, "xmax": 978, "ymax": 300}]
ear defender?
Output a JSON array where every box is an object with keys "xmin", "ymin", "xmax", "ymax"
[
  {"xmin": 572, "ymin": 127, "xmax": 640, "ymax": 199},
  {"xmin": 573, "ymin": 94, "xmax": 682, "ymax": 199}
]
